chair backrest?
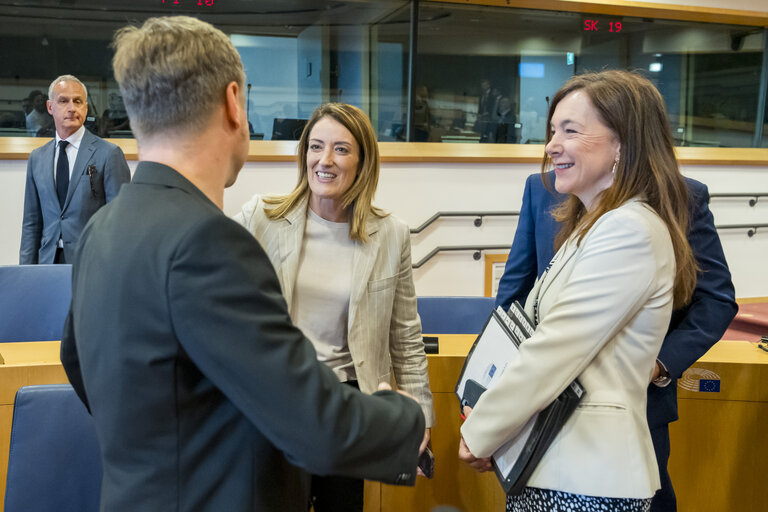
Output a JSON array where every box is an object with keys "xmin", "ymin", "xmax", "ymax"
[
  {"xmin": 5, "ymin": 384, "xmax": 102, "ymax": 512},
  {"xmin": 0, "ymin": 265, "xmax": 72, "ymax": 342},
  {"xmin": 417, "ymin": 296, "xmax": 496, "ymax": 334}
]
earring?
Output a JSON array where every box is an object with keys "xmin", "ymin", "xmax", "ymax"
[{"xmin": 611, "ymin": 161, "xmax": 618, "ymax": 174}]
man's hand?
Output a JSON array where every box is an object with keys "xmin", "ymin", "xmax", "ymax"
[
  {"xmin": 378, "ymin": 383, "xmax": 433, "ymax": 476},
  {"xmin": 377, "ymin": 381, "xmax": 416, "ymax": 401}
]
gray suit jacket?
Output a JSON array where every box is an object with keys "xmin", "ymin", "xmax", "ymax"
[
  {"xmin": 20, "ymin": 129, "xmax": 130, "ymax": 264},
  {"xmin": 60, "ymin": 162, "xmax": 424, "ymax": 512},
  {"xmin": 234, "ymin": 194, "xmax": 435, "ymax": 426}
]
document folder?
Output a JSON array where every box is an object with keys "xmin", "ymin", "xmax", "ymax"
[{"xmin": 455, "ymin": 302, "xmax": 585, "ymax": 495}]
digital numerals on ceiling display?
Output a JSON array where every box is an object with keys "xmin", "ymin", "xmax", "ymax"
[
  {"xmin": 584, "ymin": 19, "xmax": 622, "ymax": 32},
  {"xmin": 162, "ymin": 0, "xmax": 215, "ymax": 6}
]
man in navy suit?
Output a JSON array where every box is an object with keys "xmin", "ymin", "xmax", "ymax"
[
  {"xmin": 496, "ymin": 171, "xmax": 737, "ymax": 511},
  {"xmin": 20, "ymin": 74, "xmax": 130, "ymax": 264}
]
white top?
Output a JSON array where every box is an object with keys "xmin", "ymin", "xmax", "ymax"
[
  {"xmin": 292, "ymin": 208, "xmax": 356, "ymax": 382},
  {"xmin": 234, "ymin": 193, "xmax": 436, "ymax": 426}
]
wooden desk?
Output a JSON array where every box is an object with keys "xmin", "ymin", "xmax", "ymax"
[
  {"xmin": 0, "ymin": 342, "xmax": 69, "ymax": 512},
  {"xmin": 364, "ymin": 334, "xmax": 506, "ymax": 512},
  {"xmin": 368, "ymin": 336, "xmax": 768, "ymax": 512},
  {"xmin": 669, "ymin": 340, "xmax": 768, "ymax": 512},
  {"xmin": 0, "ymin": 338, "xmax": 495, "ymax": 512},
  {"xmin": 1, "ymin": 338, "xmax": 764, "ymax": 511}
]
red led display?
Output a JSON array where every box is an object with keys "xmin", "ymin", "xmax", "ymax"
[{"xmin": 584, "ymin": 19, "xmax": 622, "ymax": 32}]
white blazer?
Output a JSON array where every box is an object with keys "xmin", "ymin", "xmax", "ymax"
[
  {"xmin": 234, "ymin": 194, "xmax": 435, "ymax": 426},
  {"xmin": 461, "ymin": 199, "xmax": 675, "ymax": 499}
]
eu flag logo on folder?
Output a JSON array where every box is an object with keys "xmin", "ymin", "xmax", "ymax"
[{"xmin": 698, "ymin": 379, "xmax": 720, "ymax": 392}]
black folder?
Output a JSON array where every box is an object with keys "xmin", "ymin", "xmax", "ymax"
[{"xmin": 455, "ymin": 302, "xmax": 585, "ymax": 495}]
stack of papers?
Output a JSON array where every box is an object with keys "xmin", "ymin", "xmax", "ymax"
[{"xmin": 455, "ymin": 302, "xmax": 585, "ymax": 495}]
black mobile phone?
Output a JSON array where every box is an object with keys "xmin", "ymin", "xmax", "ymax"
[
  {"xmin": 418, "ymin": 445, "xmax": 435, "ymax": 479},
  {"xmin": 461, "ymin": 379, "xmax": 487, "ymax": 410}
]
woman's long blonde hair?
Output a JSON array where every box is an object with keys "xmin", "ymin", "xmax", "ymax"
[
  {"xmin": 264, "ymin": 103, "xmax": 387, "ymax": 242},
  {"xmin": 544, "ymin": 70, "xmax": 696, "ymax": 308}
]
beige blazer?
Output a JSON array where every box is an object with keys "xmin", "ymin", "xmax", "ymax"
[
  {"xmin": 462, "ymin": 199, "xmax": 675, "ymax": 499},
  {"xmin": 234, "ymin": 194, "xmax": 435, "ymax": 426}
]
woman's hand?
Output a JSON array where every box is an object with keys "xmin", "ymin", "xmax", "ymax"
[
  {"xmin": 417, "ymin": 428, "xmax": 432, "ymax": 477},
  {"xmin": 458, "ymin": 405, "xmax": 492, "ymax": 472},
  {"xmin": 420, "ymin": 428, "xmax": 431, "ymax": 453},
  {"xmin": 458, "ymin": 436, "xmax": 492, "ymax": 472}
]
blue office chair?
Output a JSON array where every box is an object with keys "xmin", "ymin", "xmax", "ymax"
[
  {"xmin": 5, "ymin": 384, "xmax": 102, "ymax": 512},
  {"xmin": 417, "ymin": 296, "xmax": 496, "ymax": 334},
  {"xmin": 0, "ymin": 265, "xmax": 72, "ymax": 342}
]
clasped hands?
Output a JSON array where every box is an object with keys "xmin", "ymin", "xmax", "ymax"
[{"xmin": 458, "ymin": 405, "xmax": 492, "ymax": 473}]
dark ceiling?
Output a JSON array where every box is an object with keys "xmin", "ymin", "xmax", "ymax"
[{"xmin": 0, "ymin": 0, "xmax": 410, "ymax": 39}]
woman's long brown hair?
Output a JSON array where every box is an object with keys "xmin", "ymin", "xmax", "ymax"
[{"xmin": 543, "ymin": 70, "xmax": 696, "ymax": 308}]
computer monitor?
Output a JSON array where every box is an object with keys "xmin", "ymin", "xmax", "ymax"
[{"xmin": 271, "ymin": 118, "xmax": 308, "ymax": 140}]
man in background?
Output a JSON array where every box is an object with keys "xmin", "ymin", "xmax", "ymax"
[
  {"xmin": 474, "ymin": 78, "xmax": 500, "ymax": 142},
  {"xmin": 60, "ymin": 16, "xmax": 425, "ymax": 512},
  {"xmin": 493, "ymin": 96, "xmax": 519, "ymax": 143},
  {"xmin": 20, "ymin": 75, "xmax": 130, "ymax": 264},
  {"xmin": 24, "ymin": 90, "xmax": 53, "ymax": 136},
  {"xmin": 496, "ymin": 171, "xmax": 738, "ymax": 511}
]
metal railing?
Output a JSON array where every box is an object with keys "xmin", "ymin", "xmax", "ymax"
[
  {"xmin": 410, "ymin": 211, "xmax": 519, "ymax": 234},
  {"xmin": 410, "ymin": 199, "xmax": 768, "ymax": 267},
  {"xmin": 715, "ymin": 223, "xmax": 768, "ymax": 237},
  {"xmin": 709, "ymin": 193, "xmax": 768, "ymax": 237},
  {"xmin": 710, "ymin": 193, "xmax": 768, "ymax": 207},
  {"xmin": 412, "ymin": 245, "xmax": 512, "ymax": 269}
]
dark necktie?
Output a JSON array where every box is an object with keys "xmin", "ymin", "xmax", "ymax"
[{"xmin": 56, "ymin": 140, "xmax": 70, "ymax": 208}]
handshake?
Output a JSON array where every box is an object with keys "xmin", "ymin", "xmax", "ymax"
[{"xmin": 378, "ymin": 382, "xmax": 433, "ymax": 478}]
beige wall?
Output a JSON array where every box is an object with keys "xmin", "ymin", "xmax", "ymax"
[{"xmin": 3, "ymin": 157, "xmax": 767, "ymax": 298}]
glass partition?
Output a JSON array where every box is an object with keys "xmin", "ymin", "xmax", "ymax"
[
  {"xmin": 0, "ymin": 0, "xmax": 409, "ymax": 141},
  {"xmin": 0, "ymin": 0, "xmax": 766, "ymax": 147},
  {"xmin": 416, "ymin": 2, "xmax": 766, "ymax": 147}
]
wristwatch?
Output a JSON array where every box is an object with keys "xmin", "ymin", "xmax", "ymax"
[{"xmin": 652, "ymin": 359, "xmax": 671, "ymax": 387}]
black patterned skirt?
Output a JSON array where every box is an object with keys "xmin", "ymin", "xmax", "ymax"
[{"xmin": 506, "ymin": 487, "xmax": 652, "ymax": 512}]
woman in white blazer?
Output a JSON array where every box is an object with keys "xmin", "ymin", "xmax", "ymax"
[
  {"xmin": 234, "ymin": 103, "xmax": 434, "ymax": 512},
  {"xmin": 459, "ymin": 71, "xmax": 698, "ymax": 512}
]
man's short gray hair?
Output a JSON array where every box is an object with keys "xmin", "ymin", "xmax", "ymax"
[
  {"xmin": 48, "ymin": 75, "xmax": 88, "ymax": 100},
  {"xmin": 112, "ymin": 16, "xmax": 245, "ymax": 139}
]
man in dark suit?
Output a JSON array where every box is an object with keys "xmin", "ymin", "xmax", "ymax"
[
  {"xmin": 474, "ymin": 79, "xmax": 500, "ymax": 143},
  {"xmin": 20, "ymin": 74, "xmax": 130, "ymax": 264},
  {"xmin": 494, "ymin": 97, "xmax": 519, "ymax": 144},
  {"xmin": 60, "ymin": 16, "xmax": 425, "ymax": 512},
  {"xmin": 496, "ymin": 171, "xmax": 738, "ymax": 511}
]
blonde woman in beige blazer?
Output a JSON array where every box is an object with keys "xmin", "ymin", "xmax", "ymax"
[
  {"xmin": 234, "ymin": 103, "xmax": 433, "ymax": 512},
  {"xmin": 460, "ymin": 71, "xmax": 697, "ymax": 511}
]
